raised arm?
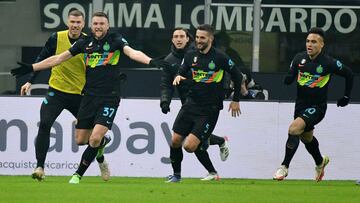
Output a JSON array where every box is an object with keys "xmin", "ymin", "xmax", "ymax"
[
  {"xmin": 123, "ymin": 45, "xmax": 151, "ymax": 65},
  {"xmin": 11, "ymin": 50, "xmax": 73, "ymax": 77},
  {"xmin": 33, "ymin": 50, "xmax": 73, "ymax": 71},
  {"xmin": 123, "ymin": 45, "xmax": 171, "ymax": 69}
]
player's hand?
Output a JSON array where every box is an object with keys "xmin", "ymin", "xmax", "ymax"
[
  {"xmin": 228, "ymin": 101, "xmax": 241, "ymax": 117},
  {"xmin": 172, "ymin": 75, "xmax": 186, "ymax": 86},
  {"xmin": 20, "ymin": 82, "xmax": 32, "ymax": 96},
  {"xmin": 11, "ymin": 62, "xmax": 34, "ymax": 77},
  {"xmin": 337, "ymin": 96, "xmax": 350, "ymax": 107},
  {"xmin": 160, "ymin": 102, "xmax": 170, "ymax": 114},
  {"xmin": 149, "ymin": 56, "xmax": 171, "ymax": 69},
  {"xmin": 283, "ymin": 75, "xmax": 295, "ymax": 85}
]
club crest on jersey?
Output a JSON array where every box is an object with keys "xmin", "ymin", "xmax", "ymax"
[
  {"xmin": 316, "ymin": 65, "xmax": 323, "ymax": 73},
  {"xmin": 193, "ymin": 56, "xmax": 198, "ymax": 63},
  {"xmin": 208, "ymin": 60, "xmax": 216, "ymax": 69},
  {"xmin": 301, "ymin": 59, "xmax": 306, "ymax": 64},
  {"xmin": 103, "ymin": 42, "xmax": 110, "ymax": 51}
]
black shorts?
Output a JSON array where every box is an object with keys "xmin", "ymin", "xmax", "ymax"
[
  {"xmin": 294, "ymin": 105, "xmax": 326, "ymax": 132},
  {"xmin": 76, "ymin": 95, "xmax": 120, "ymax": 130},
  {"xmin": 172, "ymin": 106, "xmax": 219, "ymax": 143},
  {"xmin": 43, "ymin": 87, "xmax": 82, "ymax": 117}
]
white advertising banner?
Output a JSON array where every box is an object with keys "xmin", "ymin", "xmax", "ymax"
[{"xmin": 0, "ymin": 97, "xmax": 359, "ymax": 180}]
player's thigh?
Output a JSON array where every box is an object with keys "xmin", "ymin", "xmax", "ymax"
[
  {"xmin": 93, "ymin": 97, "xmax": 120, "ymax": 129},
  {"xmin": 39, "ymin": 89, "xmax": 66, "ymax": 124},
  {"xmin": 191, "ymin": 111, "xmax": 219, "ymax": 144},
  {"xmin": 64, "ymin": 93, "xmax": 83, "ymax": 118},
  {"xmin": 76, "ymin": 96, "xmax": 97, "ymax": 129},
  {"xmin": 296, "ymin": 106, "xmax": 325, "ymax": 133},
  {"xmin": 172, "ymin": 107, "xmax": 193, "ymax": 139}
]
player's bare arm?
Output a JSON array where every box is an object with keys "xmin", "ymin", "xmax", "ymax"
[{"xmin": 33, "ymin": 50, "xmax": 73, "ymax": 71}]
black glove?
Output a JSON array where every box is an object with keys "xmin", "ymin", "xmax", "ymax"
[
  {"xmin": 160, "ymin": 102, "xmax": 170, "ymax": 114},
  {"xmin": 11, "ymin": 62, "xmax": 34, "ymax": 77},
  {"xmin": 283, "ymin": 76, "xmax": 295, "ymax": 85},
  {"xmin": 337, "ymin": 96, "xmax": 350, "ymax": 107},
  {"xmin": 149, "ymin": 56, "xmax": 171, "ymax": 69}
]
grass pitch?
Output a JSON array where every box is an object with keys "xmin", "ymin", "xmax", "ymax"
[{"xmin": 0, "ymin": 176, "xmax": 359, "ymax": 203}]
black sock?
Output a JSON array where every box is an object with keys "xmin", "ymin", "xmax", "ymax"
[
  {"xmin": 96, "ymin": 155, "xmax": 104, "ymax": 163},
  {"xmin": 95, "ymin": 137, "xmax": 106, "ymax": 163},
  {"xmin": 75, "ymin": 145, "xmax": 98, "ymax": 177},
  {"xmin": 194, "ymin": 148, "xmax": 217, "ymax": 173},
  {"xmin": 170, "ymin": 146, "xmax": 183, "ymax": 176},
  {"xmin": 209, "ymin": 134, "xmax": 225, "ymax": 146},
  {"xmin": 35, "ymin": 131, "xmax": 50, "ymax": 168},
  {"xmin": 99, "ymin": 137, "xmax": 106, "ymax": 146},
  {"xmin": 304, "ymin": 136, "xmax": 323, "ymax": 165},
  {"xmin": 281, "ymin": 134, "xmax": 300, "ymax": 168}
]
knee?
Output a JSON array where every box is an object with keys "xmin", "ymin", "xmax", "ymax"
[
  {"xmin": 171, "ymin": 134, "xmax": 183, "ymax": 148},
  {"xmin": 75, "ymin": 130, "xmax": 91, "ymax": 145},
  {"xmin": 183, "ymin": 143, "xmax": 197, "ymax": 153},
  {"xmin": 288, "ymin": 124, "xmax": 303, "ymax": 136},
  {"xmin": 88, "ymin": 136, "xmax": 102, "ymax": 148},
  {"xmin": 75, "ymin": 136, "xmax": 87, "ymax": 145}
]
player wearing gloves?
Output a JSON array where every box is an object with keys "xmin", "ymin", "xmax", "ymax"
[
  {"xmin": 160, "ymin": 27, "xmax": 231, "ymax": 182},
  {"xmin": 12, "ymin": 12, "xmax": 171, "ymax": 184},
  {"xmin": 273, "ymin": 27, "xmax": 354, "ymax": 182}
]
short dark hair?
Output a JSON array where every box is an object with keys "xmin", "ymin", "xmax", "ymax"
[
  {"xmin": 308, "ymin": 27, "xmax": 325, "ymax": 40},
  {"xmin": 68, "ymin": 9, "xmax": 84, "ymax": 19},
  {"xmin": 173, "ymin": 27, "xmax": 194, "ymax": 41},
  {"xmin": 197, "ymin": 24, "xmax": 214, "ymax": 36},
  {"xmin": 92, "ymin": 12, "xmax": 109, "ymax": 21}
]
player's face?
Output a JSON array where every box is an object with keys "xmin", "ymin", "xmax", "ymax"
[
  {"xmin": 172, "ymin": 30, "xmax": 189, "ymax": 50},
  {"xmin": 195, "ymin": 30, "xmax": 213, "ymax": 52},
  {"xmin": 67, "ymin": 15, "xmax": 85, "ymax": 38},
  {"xmin": 306, "ymin": 33, "xmax": 324, "ymax": 59},
  {"xmin": 91, "ymin": 16, "xmax": 109, "ymax": 39}
]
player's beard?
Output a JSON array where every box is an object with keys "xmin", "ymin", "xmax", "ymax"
[{"xmin": 196, "ymin": 41, "xmax": 209, "ymax": 52}]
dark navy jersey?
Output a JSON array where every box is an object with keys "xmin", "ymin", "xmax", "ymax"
[
  {"xmin": 160, "ymin": 44, "xmax": 193, "ymax": 105},
  {"xmin": 69, "ymin": 32, "xmax": 129, "ymax": 96},
  {"xmin": 179, "ymin": 47, "xmax": 242, "ymax": 110},
  {"xmin": 288, "ymin": 51, "xmax": 353, "ymax": 107}
]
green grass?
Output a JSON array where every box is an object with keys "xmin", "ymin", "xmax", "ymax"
[{"xmin": 0, "ymin": 176, "xmax": 359, "ymax": 203}]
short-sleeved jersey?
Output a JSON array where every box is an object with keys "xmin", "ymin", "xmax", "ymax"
[
  {"xmin": 290, "ymin": 51, "xmax": 347, "ymax": 106},
  {"xmin": 69, "ymin": 32, "xmax": 128, "ymax": 96},
  {"xmin": 179, "ymin": 47, "xmax": 242, "ymax": 110}
]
